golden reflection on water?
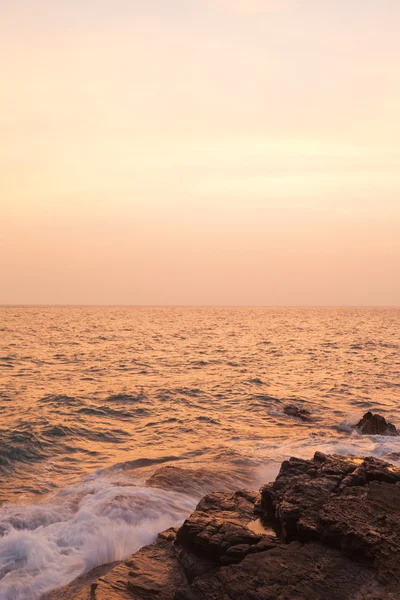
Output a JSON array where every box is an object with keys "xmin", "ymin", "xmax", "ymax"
[{"xmin": 0, "ymin": 306, "xmax": 399, "ymax": 501}]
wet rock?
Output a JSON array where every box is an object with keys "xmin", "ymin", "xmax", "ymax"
[
  {"xmin": 261, "ymin": 452, "xmax": 400, "ymax": 587},
  {"xmin": 91, "ymin": 529, "xmax": 188, "ymax": 600},
  {"xmin": 43, "ymin": 563, "xmax": 120, "ymax": 600},
  {"xmin": 49, "ymin": 453, "xmax": 400, "ymax": 600},
  {"xmin": 356, "ymin": 411, "xmax": 398, "ymax": 436},
  {"xmin": 176, "ymin": 489, "xmax": 278, "ymax": 565},
  {"xmin": 146, "ymin": 465, "xmax": 251, "ymax": 497},
  {"xmin": 283, "ymin": 404, "xmax": 313, "ymax": 421}
]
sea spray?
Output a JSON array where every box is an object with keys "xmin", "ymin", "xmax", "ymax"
[{"xmin": 0, "ymin": 475, "xmax": 196, "ymax": 600}]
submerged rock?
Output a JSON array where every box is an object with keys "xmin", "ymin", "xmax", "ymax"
[
  {"xmin": 48, "ymin": 453, "xmax": 400, "ymax": 600},
  {"xmin": 283, "ymin": 404, "xmax": 313, "ymax": 421},
  {"xmin": 146, "ymin": 465, "xmax": 252, "ymax": 497},
  {"xmin": 356, "ymin": 411, "xmax": 398, "ymax": 436}
]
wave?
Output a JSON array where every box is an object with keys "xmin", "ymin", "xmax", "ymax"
[
  {"xmin": 0, "ymin": 474, "xmax": 196, "ymax": 600},
  {"xmin": 0, "ymin": 423, "xmax": 130, "ymax": 473},
  {"xmin": 254, "ymin": 428, "xmax": 400, "ymax": 468},
  {"xmin": 37, "ymin": 395, "xmax": 84, "ymax": 407},
  {"xmin": 248, "ymin": 378, "xmax": 265, "ymax": 385},
  {"xmin": 77, "ymin": 405, "xmax": 149, "ymax": 419},
  {"xmin": 0, "ymin": 452, "xmax": 260, "ymax": 600},
  {"xmin": 106, "ymin": 394, "xmax": 148, "ymax": 404},
  {"xmin": 0, "ymin": 429, "xmax": 48, "ymax": 468}
]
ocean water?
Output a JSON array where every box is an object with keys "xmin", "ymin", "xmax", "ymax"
[{"xmin": 0, "ymin": 306, "xmax": 399, "ymax": 599}]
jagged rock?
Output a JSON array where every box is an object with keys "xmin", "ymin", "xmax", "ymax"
[
  {"xmin": 261, "ymin": 452, "xmax": 400, "ymax": 587},
  {"xmin": 356, "ymin": 411, "xmax": 398, "ymax": 436},
  {"xmin": 283, "ymin": 404, "xmax": 313, "ymax": 421},
  {"xmin": 176, "ymin": 489, "xmax": 278, "ymax": 565},
  {"xmin": 48, "ymin": 454, "xmax": 400, "ymax": 600}
]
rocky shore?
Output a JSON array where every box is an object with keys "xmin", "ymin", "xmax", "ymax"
[{"xmin": 47, "ymin": 447, "xmax": 400, "ymax": 600}]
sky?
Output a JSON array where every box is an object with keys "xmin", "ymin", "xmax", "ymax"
[{"xmin": 1, "ymin": 0, "xmax": 400, "ymax": 305}]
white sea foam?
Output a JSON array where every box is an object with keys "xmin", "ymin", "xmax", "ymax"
[
  {"xmin": 336, "ymin": 412, "xmax": 365, "ymax": 433},
  {"xmin": 254, "ymin": 428, "xmax": 400, "ymax": 468},
  {"xmin": 0, "ymin": 474, "xmax": 196, "ymax": 600}
]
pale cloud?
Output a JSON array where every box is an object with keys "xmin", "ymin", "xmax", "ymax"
[
  {"xmin": 2, "ymin": 0, "xmax": 400, "ymax": 305},
  {"xmin": 221, "ymin": 0, "xmax": 296, "ymax": 14}
]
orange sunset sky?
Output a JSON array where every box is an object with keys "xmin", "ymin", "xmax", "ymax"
[{"xmin": 1, "ymin": 0, "xmax": 399, "ymax": 305}]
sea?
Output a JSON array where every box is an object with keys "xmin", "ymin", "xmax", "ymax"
[{"xmin": 0, "ymin": 306, "xmax": 399, "ymax": 599}]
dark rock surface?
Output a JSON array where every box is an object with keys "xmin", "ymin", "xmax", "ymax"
[
  {"xmin": 356, "ymin": 411, "xmax": 398, "ymax": 436},
  {"xmin": 176, "ymin": 489, "xmax": 278, "ymax": 565},
  {"xmin": 261, "ymin": 452, "xmax": 400, "ymax": 586},
  {"xmin": 175, "ymin": 542, "xmax": 389, "ymax": 600},
  {"xmin": 283, "ymin": 404, "xmax": 313, "ymax": 421},
  {"xmin": 48, "ymin": 453, "xmax": 400, "ymax": 600}
]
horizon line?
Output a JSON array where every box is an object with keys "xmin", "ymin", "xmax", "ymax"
[{"xmin": 1, "ymin": 304, "xmax": 399, "ymax": 309}]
